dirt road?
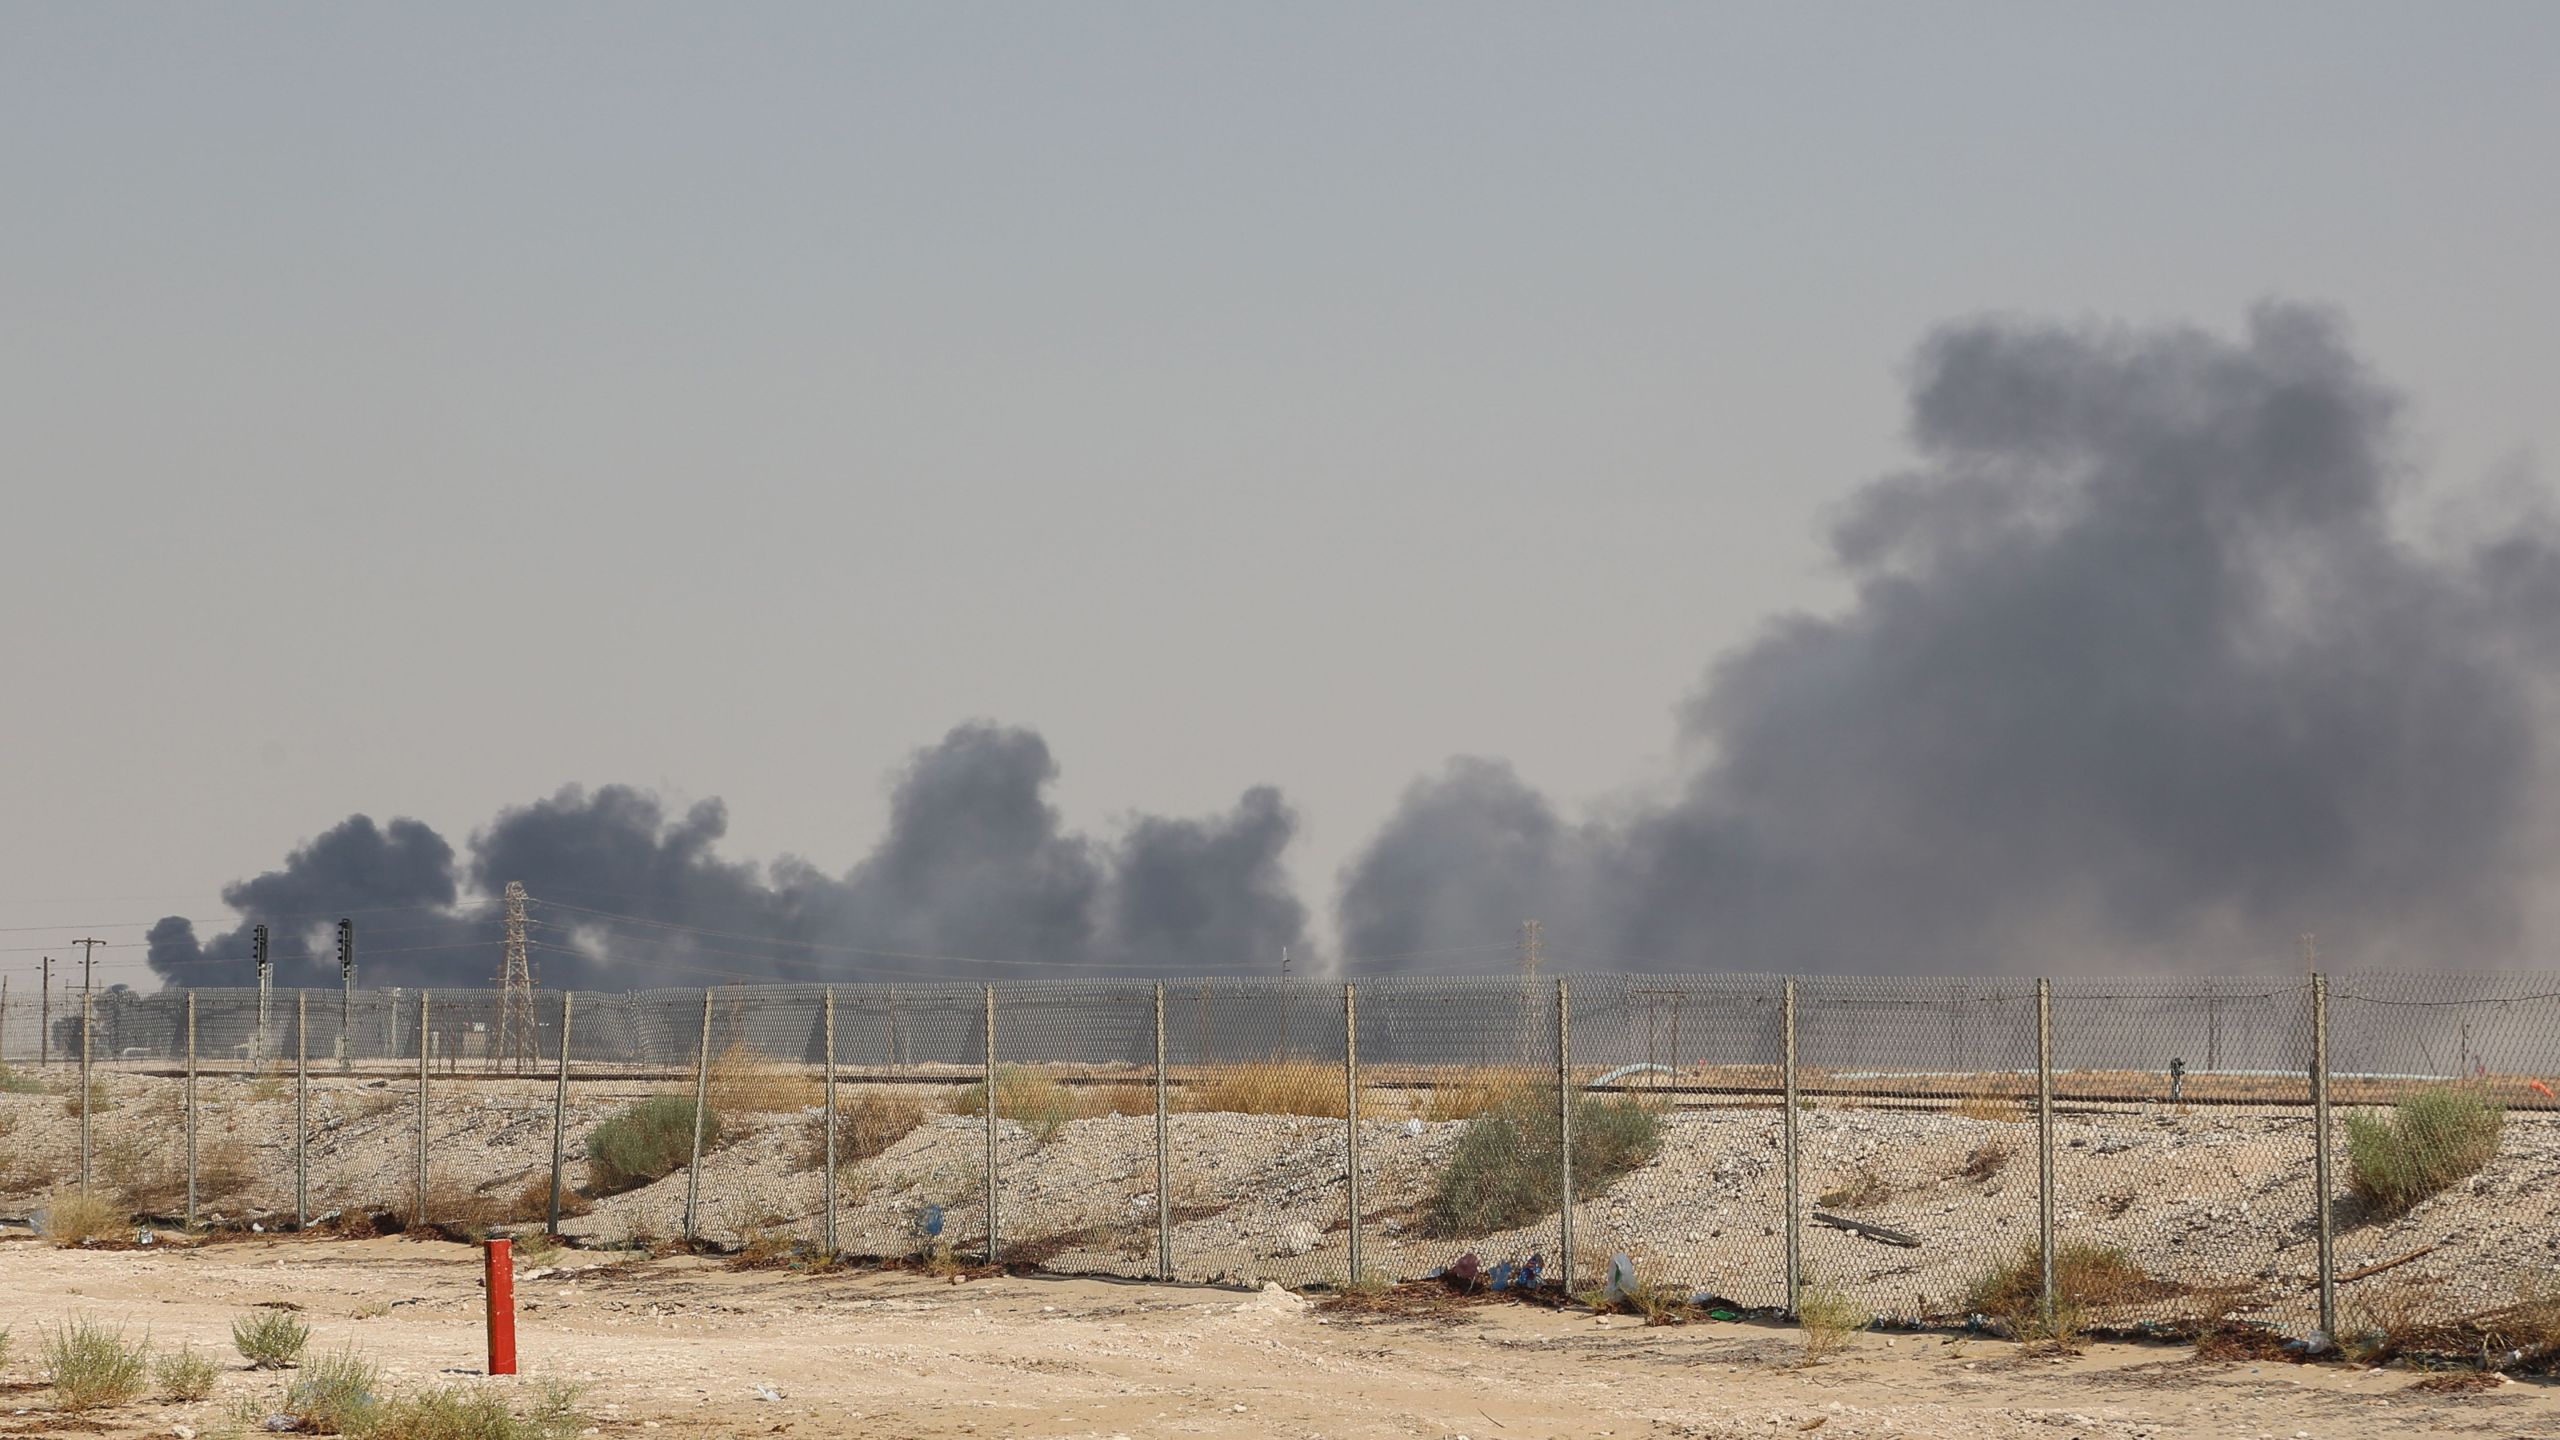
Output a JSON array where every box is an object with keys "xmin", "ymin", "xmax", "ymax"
[{"xmin": 0, "ymin": 1237, "xmax": 2550, "ymax": 1439}]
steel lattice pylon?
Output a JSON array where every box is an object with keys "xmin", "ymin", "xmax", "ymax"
[{"xmin": 492, "ymin": 880, "xmax": 538, "ymax": 1073}]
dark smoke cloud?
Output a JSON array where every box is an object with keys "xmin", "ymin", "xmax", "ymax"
[
  {"xmin": 154, "ymin": 307, "xmax": 2560, "ymax": 985},
  {"xmin": 147, "ymin": 817, "xmax": 473, "ymax": 986},
  {"xmin": 1340, "ymin": 305, "xmax": 2560, "ymax": 972},
  {"xmin": 150, "ymin": 723, "xmax": 1310, "ymax": 989}
]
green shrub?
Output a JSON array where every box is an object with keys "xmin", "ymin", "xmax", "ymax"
[
  {"xmin": 1425, "ymin": 1091, "xmax": 1661, "ymax": 1236},
  {"xmin": 2346, "ymin": 1085, "xmax": 2504, "ymax": 1218},
  {"xmin": 584, "ymin": 1096, "xmax": 720, "ymax": 1195},
  {"xmin": 0, "ymin": 1062, "xmax": 43, "ymax": 1094},
  {"xmin": 43, "ymin": 1317, "xmax": 151, "ymax": 1412},
  {"xmin": 285, "ymin": 1347, "xmax": 380, "ymax": 1434},
  {"xmin": 155, "ymin": 1343, "xmax": 220, "ymax": 1401},
  {"xmin": 232, "ymin": 1307, "xmax": 311, "ymax": 1369}
]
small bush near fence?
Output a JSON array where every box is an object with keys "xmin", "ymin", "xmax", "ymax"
[
  {"xmin": 0, "ymin": 1063, "xmax": 42, "ymax": 1094},
  {"xmin": 586, "ymin": 1096, "xmax": 721, "ymax": 1196},
  {"xmin": 2346, "ymin": 1085, "xmax": 2504, "ymax": 1218},
  {"xmin": 1426, "ymin": 1091, "xmax": 1661, "ymax": 1236},
  {"xmin": 707, "ymin": 1041, "xmax": 821, "ymax": 1114},
  {"xmin": 953, "ymin": 1068, "xmax": 1093, "ymax": 1142},
  {"xmin": 1964, "ymin": 1242, "xmax": 2161, "ymax": 1344},
  {"xmin": 800, "ymin": 1092, "xmax": 930, "ymax": 1170},
  {"xmin": 512, "ymin": 1174, "xmax": 595, "ymax": 1221},
  {"xmin": 1180, "ymin": 1059, "xmax": 1348, "ymax": 1118},
  {"xmin": 40, "ymin": 1189, "xmax": 126, "ymax": 1247}
]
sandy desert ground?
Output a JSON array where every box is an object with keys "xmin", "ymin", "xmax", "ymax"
[{"xmin": 1, "ymin": 1235, "xmax": 2554, "ymax": 1440}]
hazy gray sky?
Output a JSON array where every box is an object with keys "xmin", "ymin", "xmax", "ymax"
[{"xmin": 6, "ymin": 3, "xmax": 2557, "ymax": 987}]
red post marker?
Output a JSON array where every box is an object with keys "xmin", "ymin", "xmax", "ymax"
[{"xmin": 485, "ymin": 1235, "xmax": 517, "ymax": 1375}]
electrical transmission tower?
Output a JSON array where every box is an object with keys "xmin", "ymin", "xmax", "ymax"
[{"xmin": 492, "ymin": 881, "xmax": 537, "ymax": 1074}]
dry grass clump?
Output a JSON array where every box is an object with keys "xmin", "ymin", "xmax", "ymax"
[
  {"xmin": 40, "ymin": 1188, "xmax": 126, "ymax": 1246},
  {"xmin": 1951, "ymin": 1094, "xmax": 2028, "ymax": 1124},
  {"xmin": 1958, "ymin": 1141, "xmax": 2012, "ymax": 1181},
  {"xmin": 197, "ymin": 1135, "xmax": 255, "ymax": 1202},
  {"xmin": 1965, "ymin": 1242, "xmax": 2162, "ymax": 1348},
  {"xmin": 387, "ymin": 1177, "xmax": 520, "ymax": 1236},
  {"xmin": 355, "ymin": 1378, "xmax": 584, "ymax": 1440},
  {"xmin": 1180, "ymin": 1059, "xmax": 1348, "ymax": 1119},
  {"xmin": 0, "ymin": 1145, "xmax": 67, "ymax": 1194},
  {"xmin": 2346, "ymin": 1085, "xmax": 2504, "ymax": 1218},
  {"xmin": 154, "ymin": 1343, "xmax": 220, "ymax": 1401},
  {"xmin": 512, "ymin": 1174, "xmax": 595, "ymax": 1223},
  {"xmin": 1092, "ymin": 1082, "xmax": 1158, "ymax": 1116},
  {"xmin": 60, "ymin": 1078, "xmax": 117, "ymax": 1117},
  {"xmin": 2404, "ymin": 1371, "xmax": 2501, "ymax": 1393},
  {"xmin": 800, "ymin": 1091, "xmax": 932, "ymax": 1171},
  {"xmin": 1419, "ymin": 1070, "xmax": 1538, "ymax": 1123},
  {"xmin": 952, "ymin": 1067, "xmax": 1098, "ymax": 1142},
  {"xmin": 233, "ymin": 1307, "xmax": 311, "ymax": 1369},
  {"xmin": 706, "ymin": 1041, "xmax": 822, "ymax": 1114},
  {"xmin": 1817, "ymin": 1165, "xmax": 1892, "ymax": 1210},
  {"xmin": 1796, "ymin": 1280, "xmax": 1869, "ymax": 1364},
  {"xmin": 97, "ymin": 1130, "xmax": 184, "ymax": 1213},
  {"xmin": 43, "ymin": 1317, "xmax": 151, "ymax": 1412}
]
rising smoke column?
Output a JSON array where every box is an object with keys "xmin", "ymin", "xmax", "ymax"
[
  {"xmin": 147, "ymin": 722, "xmax": 1314, "ymax": 988},
  {"xmin": 1339, "ymin": 304, "xmax": 2560, "ymax": 972},
  {"xmin": 145, "ymin": 816, "xmax": 481, "ymax": 986}
]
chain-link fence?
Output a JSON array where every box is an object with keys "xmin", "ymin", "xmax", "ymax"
[{"xmin": 3, "ymin": 973, "xmax": 2555, "ymax": 1345}]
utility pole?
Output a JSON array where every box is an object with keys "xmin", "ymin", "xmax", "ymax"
[
  {"xmin": 73, "ymin": 937, "xmax": 106, "ymax": 997},
  {"xmin": 252, "ymin": 924, "xmax": 271, "ymax": 1075},
  {"xmin": 337, "ymin": 918, "xmax": 356, "ymax": 1072},
  {"xmin": 41, "ymin": 955, "xmax": 53, "ymax": 1067}
]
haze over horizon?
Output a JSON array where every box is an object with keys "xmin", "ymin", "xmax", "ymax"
[{"xmin": 7, "ymin": 6, "xmax": 2559, "ymax": 988}]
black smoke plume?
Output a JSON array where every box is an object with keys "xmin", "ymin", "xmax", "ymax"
[
  {"xmin": 149, "ymin": 723, "xmax": 1309, "ymax": 988},
  {"xmin": 1341, "ymin": 305, "xmax": 2560, "ymax": 972},
  {"xmin": 153, "ymin": 307, "xmax": 2560, "ymax": 985}
]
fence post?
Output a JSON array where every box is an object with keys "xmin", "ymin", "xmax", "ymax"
[
  {"xmin": 1344, "ymin": 981, "xmax": 1361, "ymax": 1288},
  {"xmin": 415, "ymin": 991, "xmax": 431, "ymax": 1228},
  {"xmin": 822, "ymin": 987, "xmax": 838, "ymax": 1258},
  {"xmin": 296, "ymin": 990, "xmax": 309, "ymax": 1231},
  {"xmin": 185, "ymin": 990, "xmax": 199, "ymax": 1230},
  {"xmin": 1782, "ymin": 977, "xmax": 1800, "ymax": 1317},
  {"xmin": 79, "ymin": 990, "xmax": 93, "ymax": 1194},
  {"xmin": 684, "ymin": 988, "xmax": 714, "ymax": 1244},
  {"xmin": 2312, "ymin": 972, "xmax": 2335, "ymax": 1338},
  {"xmin": 0, "ymin": 974, "xmax": 8, "ymax": 1069},
  {"xmin": 1556, "ymin": 976, "xmax": 1574, "ymax": 1295},
  {"xmin": 1154, "ymin": 981, "xmax": 1171, "ymax": 1283},
  {"xmin": 983, "ymin": 983, "xmax": 1000, "ymax": 1265},
  {"xmin": 548, "ymin": 992, "xmax": 575, "ymax": 1236},
  {"xmin": 2037, "ymin": 977, "xmax": 2057, "ymax": 1337}
]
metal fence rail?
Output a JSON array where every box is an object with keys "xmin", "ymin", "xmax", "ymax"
[{"xmin": 3, "ymin": 972, "xmax": 2555, "ymax": 1343}]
